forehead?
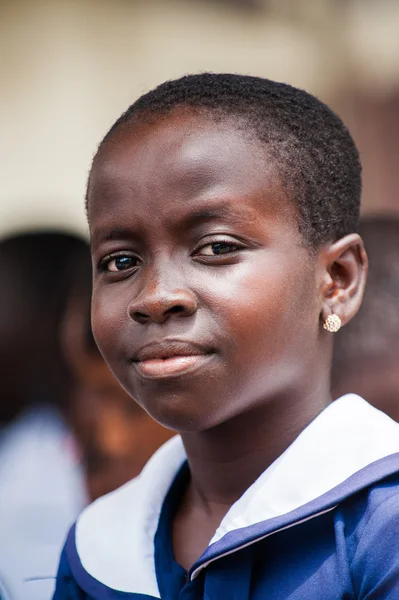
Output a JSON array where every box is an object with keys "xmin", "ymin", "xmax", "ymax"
[{"xmin": 88, "ymin": 110, "xmax": 297, "ymax": 234}]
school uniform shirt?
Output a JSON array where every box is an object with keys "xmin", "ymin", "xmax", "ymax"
[
  {"xmin": 53, "ymin": 394, "xmax": 399, "ymax": 600},
  {"xmin": 0, "ymin": 405, "xmax": 86, "ymax": 600}
]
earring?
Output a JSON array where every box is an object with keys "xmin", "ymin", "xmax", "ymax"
[{"xmin": 323, "ymin": 314, "xmax": 342, "ymax": 333}]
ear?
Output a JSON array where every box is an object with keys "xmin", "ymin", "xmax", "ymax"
[{"xmin": 318, "ymin": 234, "xmax": 368, "ymax": 328}]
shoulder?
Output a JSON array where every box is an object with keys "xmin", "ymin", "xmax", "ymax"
[
  {"xmin": 53, "ymin": 542, "xmax": 89, "ymax": 600},
  {"xmin": 53, "ymin": 478, "xmax": 156, "ymax": 599},
  {"xmin": 339, "ymin": 469, "xmax": 399, "ymax": 534},
  {"xmin": 338, "ymin": 471, "xmax": 399, "ymax": 598},
  {"xmin": 75, "ymin": 474, "xmax": 143, "ymax": 568},
  {"xmin": 56, "ymin": 436, "xmax": 185, "ymax": 597}
]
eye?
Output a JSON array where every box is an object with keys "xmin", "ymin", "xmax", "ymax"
[
  {"xmin": 197, "ymin": 241, "xmax": 241, "ymax": 256},
  {"xmin": 101, "ymin": 254, "xmax": 140, "ymax": 273}
]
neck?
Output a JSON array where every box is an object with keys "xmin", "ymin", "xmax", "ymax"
[{"xmin": 181, "ymin": 385, "xmax": 331, "ymax": 512}]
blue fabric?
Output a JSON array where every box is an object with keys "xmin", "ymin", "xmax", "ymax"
[
  {"xmin": 192, "ymin": 452, "xmax": 399, "ymax": 573},
  {"xmin": 154, "ymin": 461, "xmax": 197, "ymax": 600},
  {"xmin": 53, "ymin": 471, "xmax": 399, "ymax": 599},
  {"xmin": 53, "ymin": 544, "xmax": 155, "ymax": 600},
  {"xmin": 52, "ymin": 546, "xmax": 86, "ymax": 600}
]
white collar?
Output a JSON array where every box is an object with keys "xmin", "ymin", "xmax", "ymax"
[{"xmin": 72, "ymin": 395, "xmax": 399, "ymax": 596}]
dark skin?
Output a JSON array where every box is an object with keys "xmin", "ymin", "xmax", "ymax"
[
  {"xmin": 88, "ymin": 109, "xmax": 367, "ymax": 570},
  {"xmin": 62, "ymin": 294, "xmax": 173, "ymax": 500}
]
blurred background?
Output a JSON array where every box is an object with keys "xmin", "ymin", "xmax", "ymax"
[{"xmin": 1, "ymin": 1, "xmax": 399, "ymax": 598}]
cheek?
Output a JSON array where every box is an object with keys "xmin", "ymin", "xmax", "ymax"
[
  {"xmin": 91, "ymin": 286, "xmax": 126, "ymax": 361},
  {"xmin": 203, "ymin": 256, "xmax": 318, "ymax": 362}
]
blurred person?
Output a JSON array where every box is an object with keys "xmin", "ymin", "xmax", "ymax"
[
  {"xmin": 332, "ymin": 215, "xmax": 399, "ymax": 420},
  {"xmin": 62, "ymin": 250, "xmax": 174, "ymax": 501},
  {"xmin": 0, "ymin": 231, "xmax": 88, "ymax": 600}
]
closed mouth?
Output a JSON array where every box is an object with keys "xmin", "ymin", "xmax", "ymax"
[
  {"xmin": 132, "ymin": 340, "xmax": 212, "ymax": 362},
  {"xmin": 131, "ymin": 340, "xmax": 214, "ymax": 379}
]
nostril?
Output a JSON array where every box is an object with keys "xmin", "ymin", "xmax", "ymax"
[
  {"xmin": 168, "ymin": 305, "xmax": 185, "ymax": 314},
  {"xmin": 134, "ymin": 311, "xmax": 149, "ymax": 323}
]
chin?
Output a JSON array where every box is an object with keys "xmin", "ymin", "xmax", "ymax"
[
  {"xmin": 145, "ymin": 398, "xmax": 221, "ymax": 433},
  {"xmin": 115, "ymin": 362, "xmax": 239, "ymax": 432},
  {"xmin": 130, "ymin": 387, "xmax": 230, "ymax": 433}
]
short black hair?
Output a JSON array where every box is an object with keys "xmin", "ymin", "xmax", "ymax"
[
  {"xmin": 88, "ymin": 72, "xmax": 361, "ymax": 249},
  {"xmin": 332, "ymin": 215, "xmax": 399, "ymax": 379}
]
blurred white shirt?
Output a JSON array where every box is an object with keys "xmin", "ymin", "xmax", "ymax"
[{"xmin": 0, "ymin": 405, "xmax": 87, "ymax": 600}]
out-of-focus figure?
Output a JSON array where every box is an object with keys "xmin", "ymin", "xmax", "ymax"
[
  {"xmin": 0, "ymin": 231, "xmax": 88, "ymax": 600},
  {"xmin": 332, "ymin": 215, "xmax": 399, "ymax": 421},
  {"xmin": 62, "ymin": 247, "xmax": 174, "ymax": 501}
]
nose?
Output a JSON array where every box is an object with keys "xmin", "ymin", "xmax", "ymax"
[{"xmin": 128, "ymin": 277, "xmax": 198, "ymax": 325}]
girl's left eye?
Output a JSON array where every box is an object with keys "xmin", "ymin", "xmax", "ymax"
[{"xmin": 197, "ymin": 241, "xmax": 241, "ymax": 256}]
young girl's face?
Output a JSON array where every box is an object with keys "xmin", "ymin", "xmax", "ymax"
[{"xmin": 89, "ymin": 110, "xmax": 323, "ymax": 431}]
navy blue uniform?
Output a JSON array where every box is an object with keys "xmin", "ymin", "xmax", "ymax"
[{"xmin": 53, "ymin": 395, "xmax": 399, "ymax": 599}]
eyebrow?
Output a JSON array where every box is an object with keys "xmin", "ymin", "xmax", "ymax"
[
  {"xmin": 180, "ymin": 204, "xmax": 246, "ymax": 229},
  {"xmin": 90, "ymin": 227, "xmax": 135, "ymax": 247}
]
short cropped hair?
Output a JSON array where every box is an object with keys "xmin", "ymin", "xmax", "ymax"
[
  {"xmin": 332, "ymin": 215, "xmax": 399, "ymax": 379},
  {"xmin": 88, "ymin": 73, "xmax": 361, "ymax": 249}
]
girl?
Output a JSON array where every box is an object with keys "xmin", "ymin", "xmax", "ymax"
[{"xmin": 54, "ymin": 74, "xmax": 399, "ymax": 599}]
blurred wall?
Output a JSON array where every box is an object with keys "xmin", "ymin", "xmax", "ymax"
[{"xmin": 1, "ymin": 0, "xmax": 399, "ymax": 237}]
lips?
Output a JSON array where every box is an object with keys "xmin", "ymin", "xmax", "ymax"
[{"xmin": 131, "ymin": 340, "xmax": 214, "ymax": 379}]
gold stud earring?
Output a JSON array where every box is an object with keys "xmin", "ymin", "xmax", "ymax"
[{"xmin": 323, "ymin": 314, "xmax": 342, "ymax": 333}]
